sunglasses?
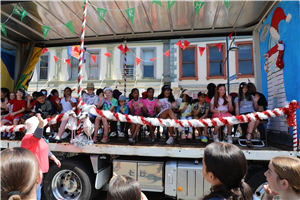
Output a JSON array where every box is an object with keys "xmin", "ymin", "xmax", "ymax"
[
  {"xmin": 17, "ymin": 92, "xmax": 23, "ymax": 95},
  {"xmin": 42, "ymin": 91, "xmax": 47, "ymax": 95}
]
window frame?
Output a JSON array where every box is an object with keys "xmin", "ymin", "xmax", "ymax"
[
  {"xmin": 69, "ymin": 56, "xmax": 79, "ymax": 80},
  {"xmin": 55, "ymin": 50, "xmax": 62, "ymax": 80},
  {"xmin": 206, "ymin": 43, "xmax": 227, "ymax": 80},
  {"xmin": 86, "ymin": 49, "xmax": 101, "ymax": 80},
  {"xmin": 235, "ymin": 41, "xmax": 254, "ymax": 79},
  {"xmin": 120, "ymin": 47, "xmax": 136, "ymax": 80},
  {"xmin": 140, "ymin": 47, "xmax": 156, "ymax": 79},
  {"xmin": 179, "ymin": 45, "xmax": 198, "ymax": 81},
  {"xmin": 38, "ymin": 53, "xmax": 50, "ymax": 81}
]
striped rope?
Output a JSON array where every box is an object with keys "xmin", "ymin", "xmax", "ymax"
[
  {"xmin": 293, "ymin": 111, "xmax": 298, "ymax": 151},
  {"xmin": 124, "ymin": 42, "xmax": 127, "ymax": 97}
]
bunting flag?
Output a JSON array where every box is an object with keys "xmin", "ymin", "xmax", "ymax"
[
  {"xmin": 152, "ymin": 0, "xmax": 162, "ymax": 7},
  {"xmin": 176, "ymin": 39, "xmax": 183, "ymax": 49},
  {"xmin": 224, "ymin": 0, "xmax": 231, "ymax": 10},
  {"xmin": 65, "ymin": 20, "xmax": 75, "ymax": 35},
  {"xmin": 199, "ymin": 47, "xmax": 205, "ymax": 57},
  {"xmin": 125, "ymin": 7, "xmax": 135, "ymax": 23},
  {"xmin": 91, "ymin": 55, "xmax": 97, "ymax": 63},
  {"xmin": 104, "ymin": 52, "xmax": 111, "ymax": 57},
  {"xmin": 168, "ymin": 0, "xmax": 176, "ymax": 11},
  {"xmin": 194, "ymin": 2, "xmax": 205, "ymax": 16},
  {"xmin": 150, "ymin": 58, "xmax": 156, "ymax": 62},
  {"xmin": 21, "ymin": 8, "xmax": 28, "ymax": 22},
  {"xmin": 42, "ymin": 25, "xmax": 50, "ymax": 40},
  {"xmin": 183, "ymin": 40, "xmax": 190, "ymax": 50},
  {"xmin": 229, "ymin": 30, "xmax": 234, "ymax": 39},
  {"xmin": 216, "ymin": 43, "xmax": 222, "ymax": 52},
  {"xmin": 164, "ymin": 50, "xmax": 170, "ymax": 57},
  {"xmin": 82, "ymin": 0, "xmax": 86, "ymax": 9},
  {"xmin": 65, "ymin": 59, "xmax": 71, "ymax": 67},
  {"xmin": 13, "ymin": 5, "xmax": 22, "ymax": 16},
  {"xmin": 118, "ymin": 44, "xmax": 124, "ymax": 53},
  {"xmin": 123, "ymin": 46, "xmax": 130, "ymax": 54},
  {"xmin": 97, "ymin": 8, "xmax": 107, "ymax": 23},
  {"xmin": 42, "ymin": 47, "xmax": 48, "ymax": 54},
  {"xmin": 1, "ymin": 24, "xmax": 7, "ymax": 37},
  {"xmin": 136, "ymin": 57, "xmax": 142, "ymax": 66},
  {"xmin": 53, "ymin": 56, "xmax": 58, "ymax": 63}
]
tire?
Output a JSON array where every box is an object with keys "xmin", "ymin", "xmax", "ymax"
[
  {"xmin": 43, "ymin": 157, "xmax": 97, "ymax": 200},
  {"xmin": 246, "ymin": 167, "xmax": 268, "ymax": 200}
]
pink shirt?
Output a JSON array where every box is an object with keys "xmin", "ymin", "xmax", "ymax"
[
  {"xmin": 210, "ymin": 97, "xmax": 228, "ymax": 112},
  {"xmin": 143, "ymin": 98, "xmax": 158, "ymax": 116},
  {"xmin": 129, "ymin": 99, "xmax": 143, "ymax": 115}
]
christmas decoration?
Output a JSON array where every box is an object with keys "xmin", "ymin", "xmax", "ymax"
[
  {"xmin": 194, "ymin": 2, "xmax": 205, "ymax": 16},
  {"xmin": 183, "ymin": 40, "xmax": 190, "ymax": 50},
  {"xmin": 91, "ymin": 55, "xmax": 97, "ymax": 63},
  {"xmin": 150, "ymin": 58, "xmax": 156, "ymax": 62},
  {"xmin": 224, "ymin": 0, "xmax": 231, "ymax": 10},
  {"xmin": 21, "ymin": 8, "xmax": 28, "ymax": 22},
  {"xmin": 168, "ymin": 0, "xmax": 176, "ymax": 11},
  {"xmin": 42, "ymin": 47, "xmax": 48, "ymax": 54},
  {"xmin": 136, "ymin": 57, "xmax": 142, "ymax": 65},
  {"xmin": 53, "ymin": 56, "xmax": 58, "ymax": 63},
  {"xmin": 176, "ymin": 39, "xmax": 184, "ymax": 49},
  {"xmin": 13, "ymin": 5, "xmax": 22, "ymax": 16},
  {"xmin": 97, "ymin": 8, "xmax": 107, "ymax": 23},
  {"xmin": 65, "ymin": 59, "xmax": 71, "ymax": 67},
  {"xmin": 125, "ymin": 7, "xmax": 135, "ymax": 23},
  {"xmin": 199, "ymin": 47, "xmax": 205, "ymax": 56},
  {"xmin": 216, "ymin": 42, "xmax": 222, "ymax": 52},
  {"xmin": 164, "ymin": 50, "xmax": 170, "ymax": 57},
  {"xmin": 104, "ymin": 52, "xmax": 111, "ymax": 57},
  {"xmin": 1, "ymin": 23, "xmax": 7, "ymax": 37},
  {"xmin": 42, "ymin": 25, "xmax": 50, "ymax": 40},
  {"xmin": 65, "ymin": 20, "xmax": 75, "ymax": 35},
  {"xmin": 152, "ymin": 0, "xmax": 162, "ymax": 7}
]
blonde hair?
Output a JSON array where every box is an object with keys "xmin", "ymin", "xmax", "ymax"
[{"xmin": 271, "ymin": 156, "xmax": 300, "ymax": 194}]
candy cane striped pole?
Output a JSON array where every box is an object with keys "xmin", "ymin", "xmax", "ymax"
[
  {"xmin": 293, "ymin": 111, "xmax": 298, "ymax": 151},
  {"xmin": 77, "ymin": 0, "xmax": 88, "ymax": 134},
  {"xmin": 124, "ymin": 39, "xmax": 127, "ymax": 97}
]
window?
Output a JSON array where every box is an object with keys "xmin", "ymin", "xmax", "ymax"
[
  {"xmin": 235, "ymin": 41, "xmax": 254, "ymax": 78},
  {"xmin": 70, "ymin": 57, "xmax": 79, "ymax": 80},
  {"xmin": 142, "ymin": 49, "xmax": 155, "ymax": 78},
  {"xmin": 88, "ymin": 52, "xmax": 99, "ymax": 79},
  {"xmin": 179, "ymin": 45, "xmax": 198, "ymax": 81},
  {"xmin": 55, "ymin": 50, "xmax": 61, "ymax": 80},
  {"xmin": 39, "ymin": 55, "xmax": 48, "ymax": 80},
  {"xmin": 206, "ymin": 43, "xmax": 226, "ymax": 80},
  {"xmin": 121, "ymin": 49, "xmax": 135, "ymax": 79},
  {"xmin": 106, "ymin": 48, "xmax": 113, "ymax": 78}
]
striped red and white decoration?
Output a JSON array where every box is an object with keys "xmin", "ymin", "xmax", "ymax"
[
  {"xmin": 124, "ymin": 41, "xmax": 127, "ymax": 97},
  {"xmin": 293, "ymin": 111, "xmax": 298, "ymax": 151}
]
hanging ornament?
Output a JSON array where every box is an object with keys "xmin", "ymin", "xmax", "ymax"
[
  {"xmin": 91, "ymin": 55, "xmax": 97, "ymax": 63},
  {"xmin": 164, "ymin": 50, "xmax": 170, "ymax": 57},
  {"xmin": 229, "ymin": 30, "xmax": 234, "ymax": 40},
  {"xmin": 199, "ymin": 47, "xmax": 205, "ymax": 57},
  {"xmin": 176, "ymin": 39, "xmax": 183, "ymax": 49},
  {"xmin": 65, "ymin": 59, "xmax": 71, "ymax": 67},
  {"xmin": 150, "ymin": 58, "xmax": 156, "ymax": 62},
  {"xmin": 152, "ymin": 0, "xmax": 162, "ymax": 7},
  {"xmin": 224, "ymin": 0, "xmax": 231, "ymax": 10},
  {"xmin": 53, "ymin": 56, "xmax": 59, "ymax": 63},
  {"xmin": 65, "ymin": 20, "xmax": 75, "ymax": 35},
  {"xmin": 136, "ymin": 57, "xmax": 142, "ymax": 66},
  {"xmin": 125, "ymin": 7, "xmax": 135, "ymax": 23},
  {"xmin": 21, "ymin": 8, "xmax": 28, "ymax": 22},
  {"xmin": 216, "ymin": 43, "xmax": 222, "ymax": 52},
  {"xmin": 42, "ymin": 25, "xmax": 50, "ymax": 40},
  {"xmin": 42, "ymin": 47, "xmax": 48, "ymax": 54},
  {"xmin": 1, "ymin": 23, "xmax": 7, "ymax": 37},
  {"xmin": 168, "ymin": 0, "xmax": 176, "ymax": 11},
  {"xmin": 194, "ymin": 2, "xmax": 205, "ymax": 16},
  {"xmin": 97, "ymin": 8, "xmax": 107, "ymax": 23},
  {"xmin": 183, "ymin": 40, "xmax": 190, "ymax": 50},
  {"xmin": 104, "ymin": 52, "xmax": 111, "ymax": 57},
  {"xmin": 13, "ymin": 5, "xmax": 22, "ymax": 16}
]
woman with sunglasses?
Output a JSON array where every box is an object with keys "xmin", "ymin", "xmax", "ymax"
[{"xmin": 234, "ymin": 82, "xmax": 260, "ymax": 147}]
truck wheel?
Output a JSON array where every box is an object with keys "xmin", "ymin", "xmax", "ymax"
[
  {"xmin": 246, "ymin": 168, "xmax": 268, "ymax": 200},
  {"xmin": 44, "ymin": 157, "xmax": 96, "ymax": 200}
]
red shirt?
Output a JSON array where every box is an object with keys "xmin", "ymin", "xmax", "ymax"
[
  {"xmin": 9, "ymin": 98, "xmax": 26, "ymax": 113},
  {"xmin": 21, "ymin": 134, "xmax": 49, "ymax": 173},
  {"xmin": 31, "ymin": 99, "xmax": 37, "ymax": 108},
  {"xmin": 50, "ymin": 96, "xmax": 60, "ymax": 107},
  {"xmin": 205, "ymin": 96, "xmax": 212, "ymax": 104}
]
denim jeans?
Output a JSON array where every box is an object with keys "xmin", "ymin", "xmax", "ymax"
[
  {"xmin": 178, "ymin": 116, "xmax": 193, "ymax": 133},
  {"xmin": 36, "ymin": 176, "xmax": 44, "ymax": 200}
]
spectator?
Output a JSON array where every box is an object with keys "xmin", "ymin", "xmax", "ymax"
[
  {"xmin": 83, "ymin": 83, "xmax": 99, "ymax": 121},
  {"xmin": 48, "ymin": 89, "xmax": 61, "ymax": 113},
  {"xmin": 40, "ymin": 89, "xmax": 47, "ymax": 98},
  {"xmin": 248, "ymin": 82, "xmax": 268, "ymax": 111},
  {"xmin": 178, "ymin": 90, "xmax": 194, "ymax": 139},
  {"xmin": 1, "ymin": 87, "xmax": 10, "ymax": 115},
  {"xmin": 1, "ymin": 147, "xmax": 42, "ymax": 200},
  {"xmin": 21, "ymin": 92, "xmax": 38, "ymax": 124},
  {"xmin": 206, "ymin": 83, "xmax": 216, "ymax": 104},
  {"xmin": 202, "ymin": 142, "xmax": 253, "ymax": 200},
  {"xmin": 96, "ymin": 88, "xmax": 103, "ymax": 96},
  {"xmin": 115, "ymin": 95, "xmax": 129, "ymax": 138},
  {"xmin": 264, "ymin": 156, "xmax": 300, "ymax": 200},
  {"xmin": 34, "ymin": 92, "xmax": 53, "ymax": 118},
  {"xmin": 113, "ymin": 89, "xmax": 122, "ymax": 100}
]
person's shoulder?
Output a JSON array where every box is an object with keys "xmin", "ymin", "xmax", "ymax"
[{"xmin": 210, "ymin": 97, "xmax": 215, "ymax": 103}]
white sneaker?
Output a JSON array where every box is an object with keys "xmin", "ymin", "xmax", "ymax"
[
  {"xmin": 166, "ymin": 137, "xmax": 174, "ymax": 145},
  {"xmin": 61, "ymin": 132, "xmax": 70, "ymax": 139},
  {"xmin": 110, "ymin": 131, "xmax": 117, "ymax": 137},
  {"xmin": 52, "ymin": 132, "xmax": 58, "ymax": 139},
  {"xmin": 227, "ymin": 135, "xmax": 233, "ymax": 144},
  {"xmin": 145, "ymin": 131, "xmax": 150, "ymax": 136},
  {"xmin": 46, "ymin": 127, "xmax": 51, "ymax": 133},
  {"xmin": 213, "ymin": 134, "xmax": 219, "ymax": 142},
  {"xmin": 118, "ymin": 132, "xmax": 125, "ymax": 137}
]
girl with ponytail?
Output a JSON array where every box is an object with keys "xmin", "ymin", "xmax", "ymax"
[{"xmin": 202, "ymin": 142, "xmax": 253, "ymax": 200}]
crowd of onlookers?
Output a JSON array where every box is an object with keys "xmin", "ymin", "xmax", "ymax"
[{"xmin": 1, "ymin": 81, "xmax": 268, "ymax": 146}]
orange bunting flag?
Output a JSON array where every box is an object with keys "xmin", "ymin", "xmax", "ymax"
[
  {"xmin": 136, "ymin": 57, "xmax": 142, "ymax": 66},
  {"xmin": 65, "ymin": 59, "xmax": 71, "ymax": 67},
  {"xmin": 183, "ymin": 40, "xmax": 190, "ymax": 50},
  {"xmin": 123, "ymin": 46, "xmax": 130, "ymax": 54},
  {"xmin": 150, "ymin": 58, "xmax": 156, "ymax": 62},
  {"xmin": 91, "ymin": 55, "xmax": 97, "ymax": 63},
  {"xmin": 42, "ymin": 47, "xmax": 48, "ymax": 54},
  {"xmin": 104, "ymin": 52, "xmax": 111, "ymax": 57},
  {"xmin": 164, "ymin": 50, "xmax": 170, "ymax": 57},
  {"xmin": 199, "ymin": 47, "xmax": 205, "ymax": 57},
  {"xmin": 176, "ymin": 39, "xmax": 183, "ymax": 49},
  {"xmin": 53, "ymin": 56, "xmax": 58, "ymax": 63},
  {"xmin": 216, "ymin": 43, "xmax": 222, "ymax": 52},
  {"xmin": 117, "ymin": 44, "xmax": 124, "ymax": 53},
  {"xmin": 229, "ymin": 30, "xmax": 234, "ymax": 40}
]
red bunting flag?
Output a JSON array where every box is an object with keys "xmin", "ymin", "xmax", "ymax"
[
  {"xmin": 183, "ymin": 40, "xmax": 190, "ymax": 50},
  {"xmin": 53, "ymin": 56, "xmax": 58, "ymax": 63},
  {"xmin": 150, "ymin": 58, "xmax": 156, "ymax": 62},
  {"xmin": 164, "ymin": 50, "xmax": 170, "ymax": 57},
  {"xmin": 199, "ymin": 47, "xmax": 205, "ymax": 57},
  {"xmin": 216, "ymin": 43, "xmax": 222, "ymax": 52},
  {"xmin": 117, "ymin": 44, "xmax": 124, "ymax": 53},
  {"xmin": 136, "ymin": 57, "xmax": 142, "ymax": 66},
  {"xmin": 65, "ymin": 59, "xmax": 71, "ymax": 67},
  {"xmin": 42, "ymin": 47, "xmax": 48, "ymax": 54},
  {"xmin": 91, "ymin": 55, "xmax": 97, "ymax": 63},
  {"xmin": 176, "ymin": 39, "xmax": 183, "ymax": 49},
  {"xmin": 123, "ymin": 46, "xmax": 130, "ymax": 54},
  {"xmin": 229, "ymin": 30, "xmax": 234, "ymax": 40},
  {"xmin": 104, "ymin": 52, "xmax": 111, "ymax": 57}
]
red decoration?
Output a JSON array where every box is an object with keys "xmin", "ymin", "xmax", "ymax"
[
  {"xmin": 199, "ymin": 47, "xmax": 205, "ymax": 57},
  {"xmin": 42, "ymin": 47, "xmax": 48, "ymax": 54},
  {"xmin": 229, "ymin": 30, "xmax": 234, "ymax": 39},
  {"xmin": 104, "ymin": 52, "xmax": 111, "ymax": 57},
  {"xmin": 183, "ymin": 40, "xmax": 190, "ymax": 50},
  {"xmin": 65, "ymin": 59, "xmax": 71, "ymax": 67},
  {"xmin": 117, "ymin": 44, "xmax": 124, "ymax": 53},
  {"xmin": 216, "ymin": 43, "xmax": 222, "ymax": 52},
  {"xmin": 91, "ymin": 55, "xmax": 97, "ymax": 63},
  {"xmin": 164, "ymin": 50, "xmax": 170, "ymax": 57},
  {"xmin": 136, "ymin": 57, "xmax": 142, "ymax": 66},
  {"xmin": 176, "ymin": 39, "xmax": 183, "ymax": 49},
  {"xmin": 150, "ymin": 58, "xmax": 156, "ymax": 62},
  {"xmin": 123, "ymin": 46, "xmax": 130, "ymax": 54},
  {"xmin": 53, "ymin": 56, "xmax": 58, "ymax": 63}
]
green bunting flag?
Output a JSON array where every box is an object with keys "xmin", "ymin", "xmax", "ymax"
[
  {"xmin": 152, "ymin": 0, "xmax": 162, "ymax": 7},
  {"xmin": 21, "ymin": 8, "xmax": 28, "ymax": 22},
  {"xmin": 125, "ymin": 7, "xmax": 135, "ymax": 24},
  {"xmin": 65, "ymin": 20, "xmax": 75, "ymax": 35},
  {"xmin": 97, "ymin": 8, "xmax": 107, "ymax": 23},
  {"xmin": 42, "ymin": 25, "xmax": 50, "ymax": 40},
  {"xmin": 13, "ymin": 5, "xmax": 22, "ymax": 16},
  {"xmin": 224, "ymin": 0, "xmax": 231, "ymax": 10},
  {"xmin": 1, "ymin": 24, "xmax": 7, "ymax": 37},
  {"xmin": 194, "ymin": 2, "xmax": 205, "ymax": 15},
  {"xmin": 167, "ymin": 0, "xmax": 176, "ymax": 11}
]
